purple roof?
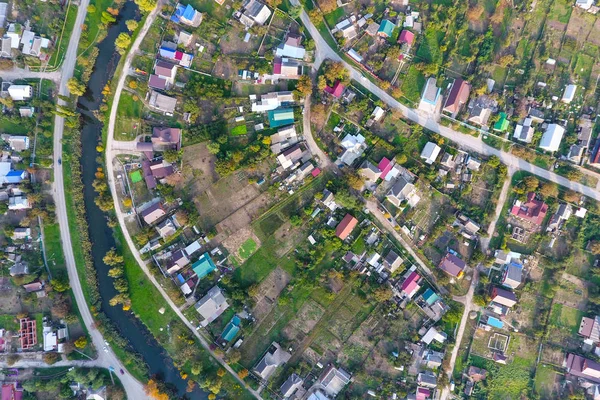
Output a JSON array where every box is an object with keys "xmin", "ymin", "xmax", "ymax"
[{"xmin": 149, "ymin": 75, "xmax": 167, "ymax": 90}]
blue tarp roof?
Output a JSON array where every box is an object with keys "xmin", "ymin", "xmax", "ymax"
[
  {"xmin": 221, "ymin": 315, "xmax": 241, "ymax": 342},
  {"xmin": 422, "ymin": 288, "xmax": 439, "ymax": 305},
  {"xmin": 176, "ymin": 274, "xmax": 185, "ymax": 284},
  {"xmin": 5, "ymin": 170, "xmax": 24, "ymax": 183},
  {"xmin": 487, "ymin": 316, "xmax": 504, "ymax": 329},
  {"xmin": 182, "ymin": 4, "xmax": 196, "ymax": 20},
  {"xmin": 171, "ymin": 4, "xmax": 186, "ymax": 23}
]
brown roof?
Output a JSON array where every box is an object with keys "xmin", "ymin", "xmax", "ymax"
[
  {"xmin": 336, "ymin": 214, "xmax": 358, "ymax": 240},
  {"xmin": 566, "ymin": 353, "xmax": 600, "ymax": 382},
  {"xmin": 443, "ymin": 78, "xmax": 470, "ymax": 115},
  {"xmin": 152, "ymin": 127, "xmax": 181, "ymax": 150},
  {"xmin": 491, "ymin": 287, "xmax": 517, "ymax": 307},
  {"xmin": 438, "ymin": 253, "xmax": 466, "ymax": 277},
  {"xmin": 467, "ymin": 366, "xmax": 487, "ymax": 382},
  {"xmin": 140, "ymin": 202, "xmax": 166, "ymax": 225},
  {"xmin": 154, "ymin": 60, "xmax": 177, "ymax": 78},
  {"xmin": 149, "ymin": 74, "xmax": 167, "ymax": 90}
]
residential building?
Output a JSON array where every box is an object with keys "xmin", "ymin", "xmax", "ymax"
[
  {"xmin": 6, "ymin": 135, "xmax": 30, "ymax": 152},
  {"xmin": 270, "ymin": 125, "xmax": 298, "ymax": 154},
  {"xmin": 273, "ymin": 57, "xmax": 302, "ymax": 78},
  {"xmin": 400, "ymin": 271, "xmax": 421, "ymax": 298},
  {"xmin": 383, "ymin": 250, "xmax": 403, "ymax": 273},
  {"xmin": 359, "ymin": 160, "xmax": 381, "ymax": 186},
  {"xmin": 178, "ymin": 30, "xmax": 193, "ymax": 46},
  {"xmin": 377, "ymin": 19, "xmax": 395, "ymax": 37},
  {"xmin": 547, "ymin": 203, "xmax": 573, "ymax": 232},
  {"xmin": 566, "ymin": 353, "xmax": 600, "ymax": 382},
  {"xmin": 562, "ymin": 84, "xmax": 577, "ymax": 104},
  {"xmin": 276, "ymin": 143, "xmax": 304, "ymax": 170},
  {"xmin": 578, "ymin": 115, "xmax": 594, "ymax": 148},
  {"xmin": 8, "ymin": 195, "xmax": 30, "ymax": 210},
  {"xmin": 378, "ymin": 157, "xmax": 395, "ymax": 181},
  {"xmin": 7, "ymin": 85, "xmax": 32, "ymax": 101},
  {"xmin": 443, "ymin": 78, "xmax": 470, "ymax": 118},
  {"xmin": 539, "ymin": 124, "xmax": 565, "ymax": 152},
  {"xmin": 156, "ymin": 218, "xmax": 177, "ymax": 239},
  {"xmin": 324, "ymin": 80, "xmax": 345, "ymax": 98},
  {"xmin": 0, "ymin": 36, "xmax": 11, "ymax": 58},
  {"xmin": 501, "ymin": 261, "xmax": 523, "ymax": 289},
  {"xmin": 421, "ymin": 326, "xmax": 447, "ymax": 344},
  {"xmin": 12, "ymin": 227, "xmax": 31, "ymax": 240},
  {"xmin": 268, "ymin": 107, "xmax": 295, "ymax": 128},
  {"xmin": 321, "ymin": 189, "xmax": 337, "ymax": 211},
  {"xmin": 339, "ymin": 133, "xmax": 366, "ymax": 165},
  {"xmin": 386, "ymin": 176, "xmax": 419, "ymax": 207},
  {"xmin": 280, "ymin": 373, "xmax": 303, "ymax": 399},
  {"xmin": 336, "ymin": 18, "xmax": 358, "ymax": 39},
  {"xmin": 415, "ymin": 387, "xmax": 431, "ymax": 400},
  {"xmin": 158, "ymin": 44, "xmax": 194, "ymax": 67},
  {"xmin": 576, "ymin": 0, "xmax": 595, "ymax": 9},
  {"xmin": 513, "ymin": 117, "xmax": 534, "ymax": 143},
  {"xmin": 467, "ymin": 95, "xmax": 497, "ymax": 126},
  {"xmin": 195, "ymin": 286, "xmax": 229, "ymax": 326},
  {"xmin": 152, "ymin": 127, "xmax": 181, "ymax": 151},
  {"xmin": 417, "ymin": 371, "xmax": 437, "ymax": 388},
  {"xmin": 579, "ymin": 316, "xmax": 600, "ymax": 344},
  {"xmin": 438, "ymin": 253, "xmax": 466, "ymax": 277},
  {"xmin": 150, "ymin": 60, "xmax": 177, "ymax": 89},
  {"xmin": 10, "ymin": 262, "xmax": 29, "ymax": 276},
  {"xmin": 240, "ymin": 0, "xmax": 272, "ymax": 27},
  {"xmin": 254, "ymin": 342, "xmax": 291, "ymax": 381},
  {"xmin": 420, "ymin": 142, "xmax": 441, "ymax": 164},
  {"xmin": 368, "ymin": 106, "xmax": 385, "ymax": 124},
  {"xmin": 192, "ymin": 252, "xmax": 217, "ymax": 279},
  {"xmin": 336, "ymin": 214, "xmax": 358, "ymax": 240},
  {"xmin": 275, "ymin": 34, "xmax": 305, "ymax": 59},
  {"xmin": 422, "ymin": 349, "xmax": 444, "ymax": 369},
  {"xmin": 493, "ymin": 112, "xmax": 509, "ymax": 132},
  {"xmin": 251, "ymin": 91, "xmax": 294, "ymax": 112},
  {"xmin": 510, "ymin": 192, "xmax": 548, "ymax": 226},
  {"xmin": 179, "ymin": 4, "xmax": 203, "ymax": 27},
  {"xmin": 19, "ymin": 106, "xmax": 35, "ymax": 117},
  {"xmin": 148, "ymin": 91, "xmax": 177, "ymax": 115},
  {"xmin": 419, "ymin": 77, "xmax": 441, "ymax": 113},
  {"xmin": 319, "ymin": 365, "xmax": 351, "ymax": 397},
  {"xmin": 491, "ymin": 287, "xmax": 517, "ymax": 308},
  {"xmin": 165, "ymin": 249, "xmax": 190, "ymax": 275},
  {"xmin": 467, "ymin": 366, "xmax": 487, "ymax": 382},
  {"xmin": 139, "ymin": 202, "xmax": 166, "ymax": 225},
  {"xmin": 398, "ymin": 30, "xmax": 415, "ymax": 46},
  {"xmin": 1, "ymin": 383, "xmax": 24, "ymax": 399},
  {"xmin": 493, "ymin": 352, "xmax": 507, "ymax": 364}
]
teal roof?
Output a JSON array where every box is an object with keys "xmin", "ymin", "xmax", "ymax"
[
  {"xmin": 221, "ymin": 316, "xmax": 241, "ymax": 342},
  {"xmin": 268, "ymin": 108, "xmax": 295, "ymax": 128},
  {"xmin": 192, "ymin": 253, "xmax": 217, "ymax": 279},
  {"xmin": 494, "ymin": 112, "xmax": 509, "ymax": 132},
  {"xmin": 378, "ymin": 20, "xmax": 395, "ymax": 37},
  {"xmin": 423, "ymin": 288, "xmax": 439, "ymax": 305}
]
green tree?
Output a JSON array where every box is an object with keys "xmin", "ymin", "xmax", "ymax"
[
  {"xmin": 206, "ymin": 142, "xmax": 220, "ymax": 154},
  {"xmin": 114, "ymin": 33, "xmax": 132, "ymax": 55},
  {"xmin": 67, "ymin": 78, "xmax": 86, "ymax": 96},
  {"xmin": 163, "ymin": 150, "xmax": 180, "ymax": 163},
  {"xmin": 51, "ymin": 273, "xmax": 70, "ymax": 292},
  {"xmin": 103, "ymin": 248, "xmax": 124, "ymax": 266},
  {"xmin": 74, "ymin": 336, "xmax": 88, "ymax": 349},
  {"xmin": 125, "ymin": 19, "xmax": 138, "ymax": 32},
  {"xmin": 134, "ymin": 0, "xmax": 157, "ymax": 13}
]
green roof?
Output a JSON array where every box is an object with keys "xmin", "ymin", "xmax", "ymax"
[
  {"xmin": 192, "ymin": 253, "xmax": 217, "ymax": 279},
  {"xmin": 268, "ymin": 108, "xmax": 295, "ymax": 128},
  {"xmin": 493, "ymin": 112, "xmax": 509, "ymax": 132},
  {"xmin": 423, "ymin": 288, "xmax": 439, "ymax": 305},
  {"xmin": 378, "ymin": 20, "xmax": 395, "ymax": 37},
  {"xmin": 130, "ymin": 170, "xmax": 143, "ymax": 183}
]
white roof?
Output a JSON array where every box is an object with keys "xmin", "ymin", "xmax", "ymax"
[
  {"xmin": 7, "ymin": 85, "xmax": 32, "ymax": 101},
  {"xmin": 371, "ymin": 106, "xmax": 384, "ymax": 121},
  {"xmin": 539, "ymin": 124, "xmax": 565, "ymax": 152},
  {"xmin": 422, "ymin": 326, "xmax": 447, "ymax": 344},
  {"xmin": 561, "ymin": 84, "xmax": 577, "ymax": 103},
  {"xmin": 420, "ymin": 142, "xmax": 441, "ymax": 164},
  {"xmin": 347, "ymin": 49, "xmax": 363, "ymax": 63},
  {"xmin": 184, "ymin": 240, "xmax": 201, "ymax": 256}
]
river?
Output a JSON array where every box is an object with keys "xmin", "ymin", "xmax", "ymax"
[{"xmin": 77, "ymin": 1, "xmax": 206, "ymax": 397}]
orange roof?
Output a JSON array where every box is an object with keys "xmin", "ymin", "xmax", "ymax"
[{"xmin": 336, "ymin": 214, "xmax": 358, "ymax": 240}]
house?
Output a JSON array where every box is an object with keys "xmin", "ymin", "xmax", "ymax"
[
  {"xmin": 240, "ymin": 0, "xmax": 272, "ymax": 27},
  {"xmin": 501, "ymin": 261, "xmax": 523, "ymax": 289},
  {"xmin": 590, "ymin": 141, "xmax": 600, "ymax": 167},
  {"xmin": 368, "ymin": 106, "xmax": 385, "ymax": 124},
  {"xmin": 7, "ymin": 85, "xmax": 32, "ymax": 101},
  {"xmin": 156, "ymin": 218, "xmax": 177, "ymax": 238},
  {"xmin": 280, "ymin": 373, "xmax": 303, "ymax": 399},
  {"xmin": 378, "ymin": 157, "xmax": 394, "ymax": 181},
  {"xmin": 270, "ymin": 125, "xmax": 298, "ymax": 154},
  {"xmin": 438, "ymin": 253, "xmax": 466, "ymax": 277},
  {"xmin": 415, "ymin": 387, "xmax": 431, "ymax": 400},
  {"xmin": 467, "ymin": 95, "xmax": 497, "ymax": 126},
  {"xmin": 456, "ymin": 213, "xmax": 481, "ymax": 237},
  {"xmin": 339, "ymin": 133, "xmax": 366, "ymax": 165},
  {"xmin": 387, "ymin": 176, "xmax": 419, "ymax": 207},
  {"xmin": 251, "ymin": 91, "xmax": 294, "ymax": 112},
  {"xmin": 493, "ymin": 112, "xmax": 510, "ymax": 132},
  {"xmin": 152, "ymin": 127, "xmax": 181, "ymax": 151},
  {"xmin": 336, "ymin": 214, "xmax": 358, "ymax": 240},
  {"xmin": 178, "ymin": 30, "xmax": 193, "ymax": 47},
  {"xmin": 491, "ymin": 287, "xmax": 517, "ymax": 308},
  {"xmin": 324, "ymin": 80, "xmax": 345, "ymax": 98},
  {"xmin": 273, "ymin": 57, "xmax": 303, "ymax": 78},
  {"xmin": 420, "ymin": 142, "xmax": 441, "ymax": 164},
  {"xmin": 336, "ymin": 18, "xmax": 358, "ymax": 39},
  {"xmin": 493, "ymin": 352, "xmax": 507, "ymax": 364},
  {"xmin": 8, "ymin": 195, "xmax": 30, "ymax": 210},
  {"xmin": 377, "ymin": 19, "xmax": 395, "ymax": 37},
  {"xmin": 23, "ymin": 280, "xmax": 43, "ymax": 293},
  {"xmin": 254, "ymin": 342, "xmax": 291, "ymax": 381},
  {"xmin": 417, "ymin": 371, "xmax": 437, "ymax": 388},
  {"xmin": 12, "ymin": 227, "xmax": 31, "ymax": 240},
  {"xmin": 423, "ymin": 349, "xmax": 444, "ymax": 369},
  {"xmin": 19, "ymin": 317, "xmax": 37, "ymax": 350},
  {"xmin": 547, "ymin": 203, "xmax": 572, "ymax": 232},
  {"xmin": 398, "ymin": 30, "xmax": 415, "ymax": 46},
  {"xmin": 383, "ymin": 250, "xmax": 403, "ymax": 273},
  {"xmin": 180, "ymin": 4, "xmax": 203, "ymax": 27},
  {"xmin": 21, "ymin": 31, "xmax": 48, "ymax": 57},
  {"xmin": 6, "ymin": 24, "xmax": 21, "ymax": 49},
  {"xmin": 321, "ymin": 189, "xmax": 337, "ymax": 211},
  {"xmin": 192, "ymin": 252, "xmax": 217, "ymax": 279},
  {"xmin": 275, "ymin": 34, "xmax": 305, "ymax": 59},
  {"xmin": 467, "ymin": 366, "xmax": 487, "ymax": 382},
  {"xmin": 366, "ymin": 22, "xmax": 380, "ymax": 36},
  {"xmin": 400, "ymin": 271, "xmax": 421, "ymax": 298},
  {"xmin": 6, "ymin": 136, "xmax": 30, "ymax": 152},
  {"xmin": 148, "ymin": 91, "xmax": 177, "ymax": 115},
  {"xmin": 268, "ymin": 108, "xmax": 295, "ymax": 128},
  {"xmin": 1, "ymin": 383, "xmax": 23, "ymax": 400},
  {"xmin": 562, "ymin": 84, "xmax": 577, "ymax": 104},
  {"xmin": 421, "ymin": 326, "xmax": 447, "ymax": 344},
  {"xmin": 19, "ymin": 106, "xmax": 35, "ymax": 117},
  {"xmin": 195, "ymin": 286, "xmax": 229, "ymax": 326},
  {"xmin": 579, "ymin": 316, "xmax": 600, "ymax": 343},
  {"xmin": 0, "ymin": 36, "xmax": 11, "ymax": 58},
  {"xmin": 165, "ymin": 249, "xmax": 190, "ymax": 274},
  {"xmin": 276, "ymin": 144, "xmax": 305, "ymax": 169},
  {"xmin": 576, "ymin": 0, "xmax": 595, "ymax": 9},
  {"xmin": 150, "ymin": 60, "xmax": 177, "ymax": 89},
  {"xmin": 319, "ymin": 365, "xmax": 351, "ymax": 397},
  {"xmin": 539, "ymin": 124, "xmax": 565, "ymax": 152},
  {"xmin": 578, "ymin": 116, "xmax": 594, "ymax": 148},
  {"xmin": 443, "ymin": 78, "xmax": 470, "ymax": 118},
  {"xmin": 0, "ymin": 2, "xmax": 7, "ymax": 27},
  {"xmin": 419, "ymin": 77, "xmax": 441, "ymax": 113},
  {"xmin": 10, "ymin": 262, "xmax": 29, "ymax": 276},
  {"xmin": 359, "ymin": 160, "xmax": 381, "ymax": 186},
  {"xmin": 139, "ymin": 202, "xmax": 166, "ymax": 225},
  {"xmin": 513, "ymin": 117, "xmax": 534, "ymax": 143},
  {"xmin": 566, "ymin": 353, "xmax": 600, "ymax": 381},
  {"xmin": 510, "ymin": 192, "xmax": 548, "ymax": 226},
  {"xmin": 158, "ymin": 45, "xmax": 194, "ymax": 67}
]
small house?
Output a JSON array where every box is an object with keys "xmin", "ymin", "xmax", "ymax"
[
  {"xmin": 7, "ymin": 85, "xmax": 32, "ymax": 101},
  {"xmin": 418, "ymin": 78, "xmax": 441, "ymax": 113},
  {"xmin": 254, "ymin": 342, "xmax": 291, "ymax": 381},
  {"xmin": 510, "ymin": 192, "xmax": 548, "ymax": 227},
  {"xmin": 397, "ymin": 30, "xmax": 415, "ymax": 46},
  {"xmin": 377, "ymin": 20, "xmax": 395, "ymax": 38},
  {"xmin": 336, "ymin": 214, "xmax": 358, "ymax": 240},
  {"xmin": 318, "ymin": 365, "xmax": 351, "ymax": 397},
  {"xmin": 501, "ymin": 261, "xmax": 523, "ymax": 289},
  {"xmin": 195, "ymin": 286, "xmax": 229, "ymax": 326},
  {"xmin": 420, "ymin": 142, "xmax": 441, "ymax": 164},
  {"xmin": 421, "ymin": 326, "xmax": 447, "ymax": 345},
  {"xmin": 443, "ymin": 78, "xmax": 470, "ymax": 118},
  {"xmin": 539, "ymin": 124, "xmax": 565, "ymax": 152},
  {"xmin": 438, "ymin": 253, "xmax": 466, "ymax": 278},
  {"xmin": 240, "ymin": 0, "xmax": 272, "ymax": 27},
  {"xmin": 561, "ymin": 84, "xmax": 577, "ymax": 104},
  {"xmin": 513, "ymin": 117, "xmax": 534, "ymax": 143},
  {"xmin": 324, "ymin": 80, "xmax": 345, "ymax": 98},
  {"xmin": 490, "ymin": 287, "xmax": 517, "ymax": 308}
]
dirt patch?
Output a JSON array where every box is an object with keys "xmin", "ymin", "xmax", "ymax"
[
  {"xmin": 221, "ymin": 228, "xmax": 261, "ymax": 262},
  {"xmin": 284, "ymin": 300, "xmax": 326, "ymax": 342},
  {"xmin": 565, "ymin": 8, "xmax": 596, "ymax": 41},
  {"xmin": 546, "ymin": 19, "xmax": 567, "ymax": 32},
  {"xmin": 252, "ymin": 267, "xmax": 291, "ymax": 321},
  {"xmin": 540, "ymin": 342, "xmax": 566, "ymax": 366},
  {"xmin": 328, "ymin": 276, "xmax": 344, "ymax": 293},
  {"xmin": 591, "ymin": 19, "xmax": 600, "ymax": 46},
  {"xmin": 556, "ymin": 273, "xmax": 589, "ymax": 311},
  {"xmin": 182, "ymin": 142, "xmax": 218, "ymax": 194}
]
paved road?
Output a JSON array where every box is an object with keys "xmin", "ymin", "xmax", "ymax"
[
  {"xmin": 103, "ymin": 4, "xmax": 262, "ymax": 399},
  {"xmin": 296, "ymin": 8, "xmax": 600, "ymax": 202},
  {"xmin": 0, "ymin": 67, "xmax": 61, "ymax": 82},
  {"xmin": 51, "ymin": 1, "xmax": 147, "ymax": 398}
]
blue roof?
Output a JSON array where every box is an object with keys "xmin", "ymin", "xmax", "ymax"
[
  {"xmin": 171, "ymin": 4, "xmax": 186, "ymax": 23},
  {"xmin": 182, "ymin": 4, "xmax": 196, "ymax": 20},
  {"xmin": 422, "ymin": 288, "xmax": 439, "ymax": 305},
  {"xmin": 176, "ymin": 274, "xmax": 185, "ymax": 284},
  {"xmin": 192, "ymin": 253, "xmax": 217, "ymax": 279},
  {"xmin": 221, "ymin": 315, "xmax": 241, "ymax": 342},
  {"xmin": 268, "ymin": 108, "xmax": 295, "ymax": 128},
  {"xmin": 487, "ymin": 316, "xmax": 504, "ymax": 329},
  {"xmin": 5, "ymin": 170, "xmax": 24, "ymax": 183}
]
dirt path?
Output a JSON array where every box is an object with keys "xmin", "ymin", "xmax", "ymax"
[{"xmin": 480, "ymin": 167, "xmax": 515, "ymax": 253}]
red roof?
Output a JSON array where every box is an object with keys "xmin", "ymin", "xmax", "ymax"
[
  {"xmin": 443, "ymin": 78, "xmax": 471, "ymax": 115},
  {"xmin": 510, "ymin": 192, "xmax": 548, "ymax": 226},
  {"xmin": 400, "ymin": 271, "xmax": 421, "ymax": 296},
  {"xmin": 311, "ymin": 168, "xmax": 321, "ymax": 177},
  {"xmin": 378, "ymin": 157, "xmax": 393, "ymax": 180},
  {"xmin": 273, "ymin": 59, "xmax": 282, "ymax": 74},
  {"xmin": 398, "ymin": 30, "xmax": 415, "ymax": 45},
  {"xmin": 324, "ymin": 80, "xmax": 345, "ymax": 98},
  {"xmin": 174, "ymin": 51, "xmax": 184, "ymax": 60},
  {"xmin": 416, "ymin": 387, "xmax": 430, "ymax": 400},
  {"xmin": 398, "ymin": 54, "xmax": 404, "ymax": 61},
  {"xmin": 336, "ymin": 213, "xmax": 358, "ymax": 240}
]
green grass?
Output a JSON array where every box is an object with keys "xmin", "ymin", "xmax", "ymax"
[
  {"xmin": 47, "ymin": 1, "xmax": 78, "ymax": 68},
  {"xmin": 0, "ymin": 315, "xmax": 19, "ymax": 332},
  {"xmin": 34, "ymin": 313, "xmax": 44, "ymax": 345},
  {"xmin": 534, "ymin": 364, "xmax": 558, "ymax": 398},
  {"xmin": 323, "ymin": 8, "xmax": 345, "ymax": 27},
  {"xmin": 234, "ymin": 236, "xmax": 296, "ymax": 286},
  {"xmin": 401, "ymin": 66, "xmax": 425, "ymax": 103},
  {"xmin": 549, "ymin": 303, "xmax": 583, "ymax": 334},
  {"xmin": 130, "ymin": 170, "xmax": 143, "ymax": 183},
  {"xmin": 415, "ymin": 27, "xmax": 444, "ymax": 65},
  {"xmin": 117, "ymin": 92, "xmax": 143, "ymax": 119},
  {"xmin": 230, "ymin": 124, "xmax": 248, "ymax": 136},
  {"xmin": 0, "ymin": 118, "xmax": 29, "ymax": 135},
  {"xmin": 238, "ymin": 238, "xmax": 257, "ymax": 259},
  {"xmin": 43, "ymin": 223, "xmax": 67, "ymax": 277}
]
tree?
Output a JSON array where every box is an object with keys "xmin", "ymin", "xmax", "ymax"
[
  {"xmin": 134, "ymin": 0, "xmax": 157, "ymax": 13},
  {"xmin": 318, "ymin": 0, "xmax": 337, "ymax": 13},
  {"xmin": 238, "ymin": 369, "xmax": 249, "ymax": 379},
  {"xmin": 67, "ymin": 78, "xmax": 86, "ymax": 96},
  {"xmin": 108, "ymin": 266, "xmax": 124, "ymax": 278},
  {"xmin": 43, "ymin": 352, "xmax": 60, "ymax": 365},
  {"xmin": 126, "ymin": 19, "xmax": 138, "ymax": 31},
  {"xmin": 51, "ymin": 273, "xmax": 70, "ymax": 292},
  {"xmin": 395, "ymin": 153, "xmax": 408, "ymax": 164},
  {"xmin": 522, "ymin": 176, "xmax": 539, "ymax": 192},
  {"xmin": 163, "ymin": 150, "xmax": 180, "ymax": 163},
  {"xmin": 74, "ymin": 336, "xmax": 88, "ymax": 349},
  {"xmin": 190, "ymin": 363, "xmax": 203, "ymax": 375},
  {"xmin": 372, "ymin": 286, "xmax": 393, "ymax": 302},
  {"xmin": 323, "ymin": 61, "xmax": 349, "ymax": 85},
  {"xmin": 206, "ymin": 142, "xmax": 220, "ymax": 154},
  {"xmin": 115, "ymin": 33, "xmax": 132, "ymax": 55},
  {"xmin": 295, "ymin": 75, "xmax": 313, "ymax": 98},
  {"xmin": 145, "ymin": 379, "xmax": 169, "ymax": 400},
  {"xmin": 103, "ymin": 248, "xmax": 124, "ymax": 266},
  {"xmin": 346, "ymin": 171, "xmax": 364, "ymax": 190},
  {"xmin": 128, "ymin": 80, "xmax": 138, "ymax": 89},
  {"xmin": 539, "ymin": 182, "xmax": 559, "ymax": 198},
  {"xmin": 6, "ymin": 354, "xmax": 20, "ymax": 366},
  {"xmin": 122, "ymin": 197, "xmax": 132, "ymax": 208},
  {"xmin": 289, "ymin": 5, "xmax": 302, "ymax": 19}
]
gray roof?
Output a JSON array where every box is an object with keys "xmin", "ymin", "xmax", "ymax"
[
  {"xmin": 320, "ymin": 365, "xmax": 351, "ymax": 396},
  {"xmin": 149, "ymin": 91, "xmax": 177, "ymax": 113},
  {"xmin": 280, "ymin": 373, "xmax": 303, "ymax": 398},
  {"xmin": 254, "ymin": 342, "xmax": 291, "ymax": 380},
  {"xmin": 195, "ymin": 286, "xmax": 229, "ymax": 325},
  {"xmin": 387, "ymin": 177, "xmax": 415, "ymax": 206}
]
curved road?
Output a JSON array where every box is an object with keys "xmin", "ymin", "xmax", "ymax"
[
  {"xmin": 52, "ymin": 0, "xmax": 146, "ymax": 398},
  {"xmin": 103, "ymin": 3, "xmax": 262, "ymax": 399}
]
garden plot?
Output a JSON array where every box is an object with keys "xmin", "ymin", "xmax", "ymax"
[
  {"xmin": 539, "ymin": 342, "xmax": 566, "ymax": 366},
  {"xmin": 327, "ymin": 294, "xmax": 374, "ymax": 342},
  {"xmin": 554, "ymin": 273, "xmax": 589, "ymax": 311},
  {"xmin": 546, "ymin": 303, "xmax": 583, "ymax": 350},
  {"xmin": 221, "ymin": 26, "xmax": 262, "ymax": 55},
  {"xmin": 283, "ymin": 299, "xmax": 325, "ymax": 341},
  {"xmin": 181, "ymin": 142, "xmax": 219, "ymax": 194},
  {"xmin": 534, "ymin": 364, "xmax": 562, "ymax": 399},
  {"xmin": 511, "ymin": 289, "xmax": 551, "ymax": 332},
  {"xmin": 251, "ymin": 266, "xmax": 292, "ymax": 322},
  {"xmin": 221, "ymin": 228, "xmax": 261, "ymax": 264}
]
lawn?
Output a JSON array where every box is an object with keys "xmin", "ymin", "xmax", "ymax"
[
  {"xmin": 415, "ymin": 28, "xmax": 444, "ymax": 65},
  {"xmin": 534, "ymin": 364, "xmax": 559, "ymax": 399},
  {"xmin": 117, "ymin": 92, "xmax": 143, "ymax": 119},
  {"xmin": 238, "ymin": 238, "xmax": 258, "ymax": 260},
  {"xmin": 400, "ymin": 66, "xmax": 425, "ymax": 104},
  {"xmin": 43, "ymin": 223, "xmax": 67, "ymax": 277},
  {"xmin": 234, "ymin": 236, "xmax": 296, "ymax": 286},
  {"xmin": 549, "ymin": 303, "xmax": 582, "ymax": 335},
  {"xmin": 324, "ymin": 8, "xmax": 345, "ymax": 27},
  {"xmin": 130, "ymin": 170, "xmax": 143, "ymax": 184},
  {"xmin": 230, "ymin": 124, "xmax": 248, "ymax": 136},
  {"xmin": 0, "ymin": 118, "xmax": 29, "ymax": 135},
  {"xmin": 47, "ymin": 1, "xmax": 78, "ymax": 69},
  {"xmin": 0, "ymin": 315, "xmax": 19, "ymax": 332},
  {"xmin": 115, "ymin": 93, "xmax": 143, "ymax": 140}
]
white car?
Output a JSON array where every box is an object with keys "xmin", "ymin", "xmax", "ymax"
[{"xmin": 103, "ymin": 346, "xmax": 108, "ymax": 353}]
